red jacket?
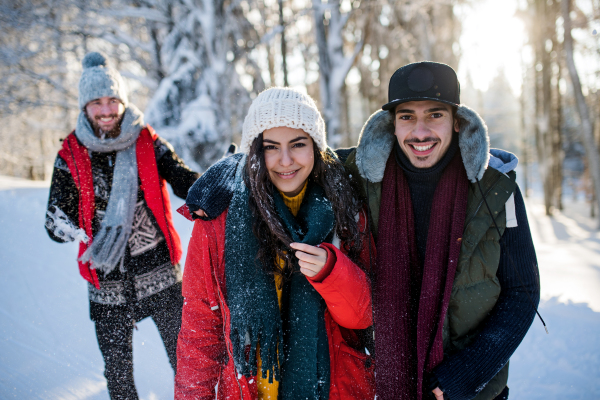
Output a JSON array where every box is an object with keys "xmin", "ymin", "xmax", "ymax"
[
  {"xmin": 58, "ymin": 127, "xmax": 182, "ymax": 288},
  {"xmin": 175, "ymin": 210, "xmax": 375, "ymax": 400}
]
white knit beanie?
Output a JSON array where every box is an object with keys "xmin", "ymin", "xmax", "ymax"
[
  {"xmin": 78, "ymin": 52, "xmax": 129, "ymax": 110},
  {"xmin": 240, "ymin": 87, "xmax": 326, "ymax": 153}
]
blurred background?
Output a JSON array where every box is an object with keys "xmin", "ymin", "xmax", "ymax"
[
  {"xmin": 1, "ymin": 0, "xmax": 600, "ymax": 399},
  {"xmin": 1, "ymin": 0, "xmax": 599, "ymax": 223}
]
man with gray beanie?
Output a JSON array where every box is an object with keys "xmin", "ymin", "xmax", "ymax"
[
  {"xmin": 184, "ymin": 62, "xmax": 542, "ymax": 400},
  {"xmin": 45, "ymin": 52, "xmax": 200, "ymax": 399}
]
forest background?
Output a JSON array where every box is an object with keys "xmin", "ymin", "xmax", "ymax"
[
  {"xmin": 2, "ymin": 0, "xmax": 600, "ymax": 227},
  {"xmin": 1, "ymin": 1, "xmax": 600, "ymax": 398}
]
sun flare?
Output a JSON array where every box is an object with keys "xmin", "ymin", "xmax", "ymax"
[{"xmin": 458, "ymin": 0, "xmax": 526, "ymax": 96}]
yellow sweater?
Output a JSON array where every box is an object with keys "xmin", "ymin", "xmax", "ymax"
[{"xmin": 256, "ymin": 182, "xmax": 308, "ymax": 399}]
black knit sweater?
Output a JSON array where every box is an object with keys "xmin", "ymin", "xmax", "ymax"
[
  {"xmin": 394, "ymin": 135, "xmax": 460, "ymax": 265},
  {"xmin": 46, "ymin": 135, "xmax": 199, "ymax": 321}
]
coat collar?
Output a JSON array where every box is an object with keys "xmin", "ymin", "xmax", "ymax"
[{"xmin": 354, "ymin": 104, "xmax": 491, "ymax": 183}]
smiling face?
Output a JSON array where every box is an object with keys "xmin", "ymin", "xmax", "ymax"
[
  {"xmin": 393, "ymin": 100, "xmax": 459, "ymax": 169},
  {"xmin": 262, "ymin": 127, "xmax": 315, "ymax": 197},
  {"xmin": 84, "ymin": 96, "xmax": 125, "ymax": 139}
]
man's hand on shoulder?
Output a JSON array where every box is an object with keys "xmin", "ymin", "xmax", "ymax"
[{"xmin": 194, "ymin": 209, "xmax": 207, "ymax": 218}]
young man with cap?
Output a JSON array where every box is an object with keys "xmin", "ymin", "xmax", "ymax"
[
  {"xmin": 185, "ymin": 62, "xmax": 540, "ymax": 400},
  {"xmin": 45, "ymin": 52, "xmax": 200, "ymax": 400},
  {"xmin": 339, "ymin": 61, "xmax": 540, "ymax": 400}
]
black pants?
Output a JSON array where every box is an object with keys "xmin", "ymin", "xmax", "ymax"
[{"xmin": 94, "ymin": 284, "xmax": 183, "ymax": 400}]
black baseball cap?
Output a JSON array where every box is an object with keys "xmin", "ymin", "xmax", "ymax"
[{"xmin": 382, "ymin": 61, "xmax": 460, "ymax": 111}]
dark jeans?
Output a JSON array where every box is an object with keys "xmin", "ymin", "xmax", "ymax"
[{"xmin": 94, "ymin": 284, "xmax": 183, "ymax": 400}]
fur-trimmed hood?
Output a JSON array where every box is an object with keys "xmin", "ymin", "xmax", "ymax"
[{"xmin": 354, "ymin": 105, "xmax": 517, "ymax": 183}]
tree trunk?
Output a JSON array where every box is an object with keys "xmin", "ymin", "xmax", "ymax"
[
  {"xmin": 553, "ymin": 52, "xmax": 563, "ymax": 211},
  {"xmin": 520, "ymin": 71, "xmax": 529, "ymax": 197},
  {"xmin": 279, "ymin": 0, "xmax": 288, "ymax": 86},
  {"xmin": 562, "ymin": 0, "xmax": 600, "ymax": 229}
]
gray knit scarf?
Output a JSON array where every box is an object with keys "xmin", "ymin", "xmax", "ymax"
[{"xmin": 77, "ymin": 105, "xmax": 144, "ymax": 274}]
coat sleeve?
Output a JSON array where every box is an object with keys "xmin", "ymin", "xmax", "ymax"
[
  {"xmin": 154, "ymin": 136, "xmax": 201, "ymax": 200},
  {"xmin": 432, "ymin": 186, "xmax": 540, "ymax": 400},
  {"xmin": 45, "ymin": 154, "xmax": 81, "ymax": 243},
  {"xmin": 186, "ymin": 153, "xmax": 245, "ymax": 219},
  {"xmin": 175, "ymin": 217, "xmax": 226, "ymax": 400},
  {"xmin": 307, "ymin": 211, "xmax": 374, "ymax": 330}
]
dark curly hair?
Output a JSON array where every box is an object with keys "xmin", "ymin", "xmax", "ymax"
[{"xmin": 244, "ymin": 134, "xmax": 363, "ymax": 281}]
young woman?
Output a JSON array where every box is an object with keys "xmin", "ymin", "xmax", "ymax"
[{"xmin": 175, "ymin": 88, "xmax": 374, "ymax": 400}]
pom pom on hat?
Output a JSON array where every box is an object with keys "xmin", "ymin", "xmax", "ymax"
[
  {"xmin": 78, "ymin": 52, "xmax": 128, "ymax": 110},
  {"xmin": 240, "ymin": 87, "xmax": 327, "ymax": 153},
  {"xmin": 82, "ymin": 52, "xmax": 107, "ymax": 69}
]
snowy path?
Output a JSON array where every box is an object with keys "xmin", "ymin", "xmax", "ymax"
[
  {"xmin": 0, "ymin": 176, "xmax": 193, "ymax": 400},
  {"xmin": 507, "ymin": 197, "xmax": 600, "ymax": 397},
  {"xmin": 0, "ymin": 176, "xmax": 598, "ymax": 399}
]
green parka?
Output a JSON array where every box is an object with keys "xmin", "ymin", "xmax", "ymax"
[{"xmin": 343, "ymin": 105, "xmax": 518, "ymax": 400}]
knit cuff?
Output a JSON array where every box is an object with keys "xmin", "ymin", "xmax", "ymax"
[
  {"xmin": 307, "ymin": 244, "xmax": 337, "ymax": 283},
  {"xmin": 186, "ymin": 153, "xmax": 244, "ymax": 219}
]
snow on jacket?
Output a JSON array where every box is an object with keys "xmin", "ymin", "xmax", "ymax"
[
  {"xmin": 175, "ymin": 209, "xmax": 375, "ymax": 400},
  {"xmin": 47, "ymin": 126, "xmax": 197, "ymax": 289}
]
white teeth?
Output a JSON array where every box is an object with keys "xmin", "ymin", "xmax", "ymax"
[
  {"xmin": 413, "ymin": 144, "xmax": 434, "ymax": 151},
  {"xmin": 279, "ymin": 171, "xmax": 296, "ymax": 176}
]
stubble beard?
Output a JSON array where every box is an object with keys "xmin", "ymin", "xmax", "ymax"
[{"xmin": 88, "ymin": 113, "xmax": 124, "ymax": 139}]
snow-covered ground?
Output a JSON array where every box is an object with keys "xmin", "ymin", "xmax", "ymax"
[{"xmin": 1, "ymin": 175, "xmax": 599, "ymax": 399}]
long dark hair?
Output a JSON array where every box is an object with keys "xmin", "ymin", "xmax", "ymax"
[{"xmin": 244, "ymin": 133, "xmax": 363, "ymax": 280}]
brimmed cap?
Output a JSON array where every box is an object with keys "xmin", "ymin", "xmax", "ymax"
[{"xmin": 382, "ymin": 61, "xmax": 460, "ymax": 111}]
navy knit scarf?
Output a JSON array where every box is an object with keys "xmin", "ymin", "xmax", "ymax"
[{"xmin": 225, "ymin": 164, "xmax": 334, "ymax": 400}]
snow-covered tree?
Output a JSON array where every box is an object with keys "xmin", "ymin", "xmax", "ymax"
[
  {"xmin": 312, "ymin": 0, "xmax": 363, "ymax": 148},
  {"xmin": 141, "ymin": 1, "xmax": 262, "ymax": 170}
]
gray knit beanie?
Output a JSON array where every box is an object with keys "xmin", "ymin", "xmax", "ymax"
[
  {"xmin": 78, "ymin": 52, "xmax": 129, "ymax": 110},
  {"xmin": 240, "ymin": 87, "xmax": 326, "ymax": 153}
]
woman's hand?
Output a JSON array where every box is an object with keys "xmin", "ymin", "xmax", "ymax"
[
  {"xmin": 432, "ymin": 387, "xmax": 444, "ymax": 400},
  {"xmin": 290, "ymin": 242, "xmax": 328, "ymax": 278},
  {"xmin": 194, "ymin": 209, "xmax": 207, "ymax": 217}
]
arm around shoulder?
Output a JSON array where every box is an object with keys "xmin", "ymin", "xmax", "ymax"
[{"xmin": 186, "ymin": 153, "xmax": 244, "ymax": 219}]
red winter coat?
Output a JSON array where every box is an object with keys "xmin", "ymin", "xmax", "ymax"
[
  {"xmin": 175, "ymin": 210, "xmax": 375, "ymax": 400},
  {"xmin": 58, "ymin": 127, "xmax": 182, "ymax": 288}
]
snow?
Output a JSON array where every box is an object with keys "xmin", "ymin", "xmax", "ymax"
[
  {"xmin": 0, "ymin": 175, "xmax": 193, "ymax": 400},
  {"xmin": 1, "ymin": 175, "xmax": 598, "ymax": 399}
]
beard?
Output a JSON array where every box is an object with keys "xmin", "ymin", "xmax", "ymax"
[{"xmin": 87, "ymin": 113, "xmax": 124, "ymax": 139}]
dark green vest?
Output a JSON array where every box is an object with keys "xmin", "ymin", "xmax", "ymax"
[{"xmin": 345, "ymin": 151, "xmax": 517, "ymax": 400}]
